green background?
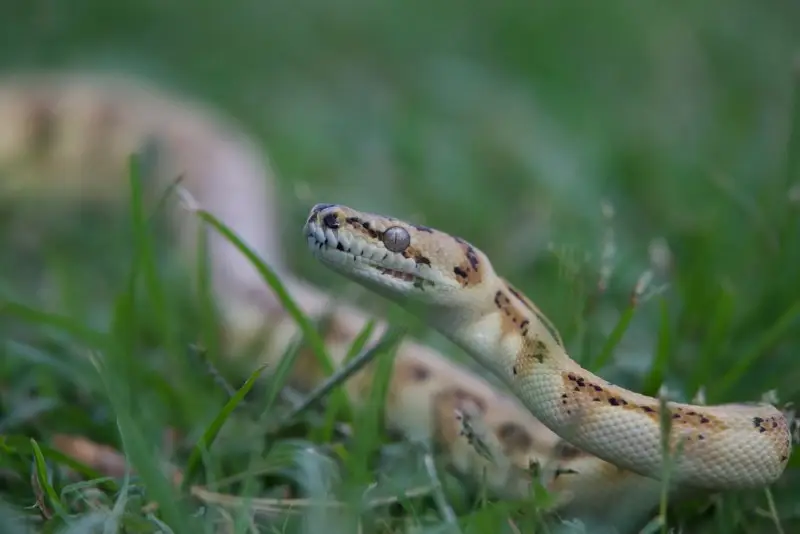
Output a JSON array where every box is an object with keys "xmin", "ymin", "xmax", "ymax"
[{"xmin": 0, "ymin": 1, "xmax": 798, "ymax": 533}]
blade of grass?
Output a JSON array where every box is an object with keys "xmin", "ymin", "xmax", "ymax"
[
  {"xmin": 641, "ymin": 299, "xmax": 672, "ymax": 397},
  {"xmin": 0, "ymin": 435, "xmax": 116, "ymax": 492},
  {"xmin": 258, "ymin": 342, "xmax": 304, "ymax": 421},
  {"xmin": 91, "ymin": 179, "xmax": 193, "ymax": 532},
  {"xmin": 98, "ymin": 293, "xmax": 193, "ymax": 533},
  {"xmin": 194, "ymin": 189, "xmax": 222, "ymax": 370},
  {"xmin": 689, "ymin": 285, "xmax": 735, "ymax": 396},
  {"xmin": 345, "ymin": 326, "xmax": 402, "ymax": 489},
  {"xmin": 30, "ymin": 438, "xmax": 68, "ymax": 520},
  {"xmin": 127, "ymin": 153, "xmax": 181, "ymax": 359},
  {"xmin": 656, "ymin": 393, "xmax": 679, "ymax": 534},
  {"xmin": 0, "ymin": 301, "xmax": 109, "ymax": 350},
  {"xmin": 713, "ymin": 299, "xmax": 800, "ymax": 398},
  {"xmin": 182, "ymin": 364, "xmax": 267, "ymax": 488},
  {"xmin": 317, "ymin": 319, "xmax": 377, "ymax": 443},
  {"xmin": 778, "ymin": 57, "xmax": 800, "ymax": 248},
  {"xmin": 588, "ymin": 303, "xmax": 636, "ymax": 372},
  {"xmin": 182, "ymin": 196, "xmax": 351, "ymax": 419},
  {"xmin": 271, "ymin": 327, "xmax": 407, "ymax": 433}
]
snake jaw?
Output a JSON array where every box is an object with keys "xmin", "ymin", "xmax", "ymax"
[
  {"xmin": 303, "ymin": 203, "xmax": 469, "ymax": 304},
  {"xmin": 305, "ymin": 218, "xmax": 436, "ymax": 297}
]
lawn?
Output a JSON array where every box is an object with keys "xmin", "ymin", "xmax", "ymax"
[{"xmin": 0, "ymin": 1, "xmax": 799, "ymax": 532}]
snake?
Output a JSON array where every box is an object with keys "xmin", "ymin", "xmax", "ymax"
[
  {"xmin": 0, "ymin": 70, "xmax": 790, "ymax": 531},
  {"xmin": 303, "ymin": 202, "xmax": 793, "ymax": 492}
]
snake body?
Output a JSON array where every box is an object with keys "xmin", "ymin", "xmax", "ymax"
[
  {"xmin": 1, "ymin": 70, "xmax": 789, "ymax": 531},
  {"xmin": 304, "ymin": 203, "xmax": 793, "ymax": 491}
]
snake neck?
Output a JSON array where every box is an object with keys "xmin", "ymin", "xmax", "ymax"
[{"xmin": 429, "ymin": 277, "xmax": 572, "ymax": 381}]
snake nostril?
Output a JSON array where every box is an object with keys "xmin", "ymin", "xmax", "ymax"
[{"xmin": 322, "ymin": 212, "xmax": 340, "ymax": 229}]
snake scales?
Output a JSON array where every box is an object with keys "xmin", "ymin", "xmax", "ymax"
[{"xmin": 0, "ymin": 70, "xmax": 791, "ymax": 531}]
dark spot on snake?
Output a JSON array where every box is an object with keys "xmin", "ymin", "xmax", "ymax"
[
  {"xmin": 494, "ymin": 290, "xmax": 508, "ymax": 307},
  {"xmin": 454, "ymin": 266, "xmax": 467, "ymax": 278},
  {"xmin": 553, "ymin": 467, "xmax": 579, "ymax": 480},
  {"xmin": 28, "ymin": 99, "xmax": 58, "ymax": 153},
  {"xmin": 700, "ymin": 416, "xmax": 710, "ymax": 424},
  {"xmin": 415, "ymin": 255, "xmax": 431, "ymax": 266},
  {"xmin": 347, "ymin": 218, "xmax": 380, "ymax": 238},
  {"xmin": 753, "ymin": 416, "xmax": 764, "ymax": 427},
  {"xmin": 609, "ymin": 398, "xmax": 620, "ymax": 406},
  {"xmin": 555, "ymin": 441, "xmax": 584, "ymax": 460},
  {"xmin": 465, "ymin": 246, "xmax": 480, "ymax": 270},
  {"xmin": 452, "ymin": 388, "xmax": 487, "ymax": 413},
  {"xmin": 413, "ymin": 224, "xmax": 434, "ymax": 233},
  {"xmin": 512, "ymin": 365, "xmax": 518, "ymax": 376},
  {"xmin": 336, "ymin": 242, "xmax": 345, "ymax": 251},
  {"xmin": 520, "ymin": 319, "xmax": 529, "ymax": 329},
  {"xmin": 506, "ymin": 284, "xmax": 534, "ymax": 312},
  {"xmin": 410, "ymin": 364, "xmax": 429, "ymax": 381},
  {"xmin": 593, "ymin": 385, "xmax": 603, "ymax": 392},
  {"xmin": 641, "ymin": 406, "xmax": 656, "ymax": 413},
  {"xmin": 698, "ymin": 434, "xmax": 705, "ymax": 440},
  {"xmin": 497, "ymin": 422, "xmax": 533, "ymax": 450},
  {"xmin": 672, "ymin": 413, "xmax": 681, "ymax": 419},
  {"xmin": 322, "ymin": 213, "xmax": 340, "ymax": 229}
]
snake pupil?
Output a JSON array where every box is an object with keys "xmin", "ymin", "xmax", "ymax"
[{"xmin": 383, "ymin": 226, "xmax": 410, "ymax": 252}]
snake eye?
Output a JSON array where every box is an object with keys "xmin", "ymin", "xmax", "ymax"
[{"xmin": 383, "ymin": 226, "xmax": 410, "ymax": 252}]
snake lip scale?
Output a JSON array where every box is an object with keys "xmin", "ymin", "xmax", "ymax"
[
  {"xmin": 306, "ymin": 224, "xmax": 426, "ymax": 285},
  {"xmin": 304, "ymin": 202, "xmax": 793, "ymax": 492}
]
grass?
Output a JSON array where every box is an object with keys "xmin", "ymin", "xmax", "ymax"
[{"xmin": 1, "ymin": 1, "xmax": 800, "ymax": 532}]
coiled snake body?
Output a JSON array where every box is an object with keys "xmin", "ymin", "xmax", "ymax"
[{"xmin": 305, "ymin": 203, "xmax": 793, "ymax": 490}]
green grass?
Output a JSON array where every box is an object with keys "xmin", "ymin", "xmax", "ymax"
[{"xmin": 1, "ymin": 1, "xmax": 800, "ymax": 532}]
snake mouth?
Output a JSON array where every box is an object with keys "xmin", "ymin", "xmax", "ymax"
[
  {"xmin": 376, "ymin": 267, "xmax": 419, "ymax": 283},
  {"xmin": 305, "ymin": 220, "xmax": 430, "ymax": 287}
]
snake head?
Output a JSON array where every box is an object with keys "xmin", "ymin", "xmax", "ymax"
[{"xmin": 304, "ymin": 203, "xmax": 494, "ymax": 309}]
